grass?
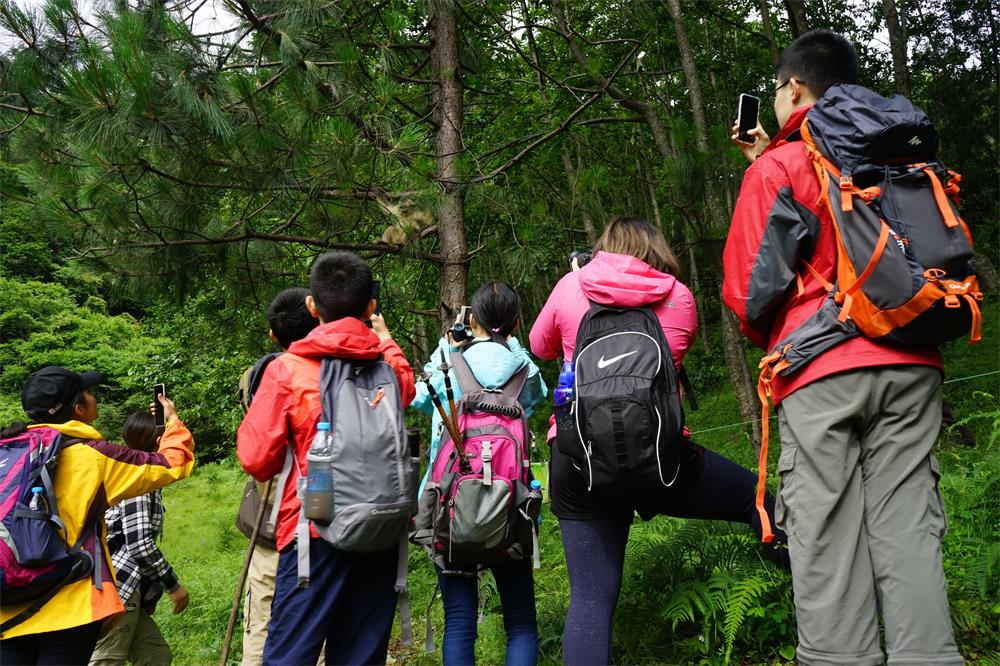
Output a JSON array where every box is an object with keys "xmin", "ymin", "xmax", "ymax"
[{"xmin": 150, "ymin": 301, "xmax": 998, "ymax": 665}]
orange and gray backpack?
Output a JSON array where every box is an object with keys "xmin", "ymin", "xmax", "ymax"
[{"xmin": 753, "ymin": 84, "xmax": 983, "ymax": 542}]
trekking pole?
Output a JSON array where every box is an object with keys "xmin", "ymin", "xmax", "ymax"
[
  {"xmin": 419, "ymin": 373, "xmax": 470, "ymax": 471},
  {"xmin": 438, "ymin": 350, "xmax": 461, "ymax": 437},
  {"xmin": 220, "ymin": 477, "xmax": 273, "ymax": 666}
]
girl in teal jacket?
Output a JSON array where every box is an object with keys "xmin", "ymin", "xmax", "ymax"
[{"xmin": 411, "ymin": 281, "xmax": 546, "ymax": 666}]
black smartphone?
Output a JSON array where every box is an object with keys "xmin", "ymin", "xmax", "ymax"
[
  {"xmin": 736, "ymin": 93, "xmax": 760, "ymax": 143},
  {"xmin": 372, "ymin": 281, "xmax": 382, "ymax": 316},
  {"xmin": 153, "ymin": 383, "xmax": 166, "ymax": 427}
]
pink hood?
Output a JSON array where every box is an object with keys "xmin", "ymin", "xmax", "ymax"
[
  {"xmin": 578, "ymin": 251, "xmax": 679, "ymax": 307},
  {"xmin": 529, "ymin": 251, "xmax": 697, "ymax": 365}
]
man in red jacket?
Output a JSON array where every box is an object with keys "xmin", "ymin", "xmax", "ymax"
[
  {"xmin": 723, "ymin": 30, "xmax": 962, "ymax": 666},
  {"xmin": 237, "ymin": 252, "xmax": 415, "ymax": 666}
]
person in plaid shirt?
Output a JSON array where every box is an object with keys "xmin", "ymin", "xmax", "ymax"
[{"xmin": 90, "ymin": 410, "xmax": 190, "ymax": 666}]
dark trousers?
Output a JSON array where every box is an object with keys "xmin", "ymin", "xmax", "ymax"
[
  {"xmin": 556, "ymin": 446, "xmax": 786, "ymax": 665},
  {"xmin": 437, "ymin": 558, "xmax": 538, "ymax": 666},
  {"xmin": 0, "ymin": 620, "xmax": 102, "ymax": 666},
  {"xmin": 262, "ymin": 538, "xmax": 399, "ymax": 666}
]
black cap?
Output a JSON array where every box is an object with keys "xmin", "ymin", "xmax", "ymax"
[{"xmin": 21, "ymin": 366, "xmax": 105, "ymax": 420}]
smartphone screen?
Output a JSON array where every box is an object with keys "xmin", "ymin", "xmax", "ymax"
[
  {"xmin": 459, "ymin": 306, "xmax": 471, "ymax": 327},
  {"xmin": 737, "ymin": 94, "xmax": 760, "ymax": 143},
  {"xmin": 153, "ymin": 383, "xmax": 166, "ymax": 427}
]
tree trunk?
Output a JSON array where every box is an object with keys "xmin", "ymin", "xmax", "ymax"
[
  {"xmin": 784, "ymin": 0, "xmax": 809, "ymax": 37},
  {"xmin": 759, "ymin": 0, "xmax": 780, "ymax": 67},
  {"xmin": 430, "ymin": 0, "xmax": 468, "ymax": 332},
  {"xmin": 882, "ymin": 0, "xmax": 911, "ymax": 99},
  {"xmin": 721, "ymin": 302, "xmax": 762, "ymax": 451},
  {"xmin": 562, "ymin": 146, "xmax": 598, "ymax": 245},
  {"xmin": 665, "ymin": 0, "xmax": 761, "ymax": 447}
]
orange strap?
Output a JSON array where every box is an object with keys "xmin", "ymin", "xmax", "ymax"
[
  {"xmin": 850, "ymin": 222, "xmax": 890, "ymax": 293},
  {"xmin": 801, "ymin": 260, "xmax": 834, "ymax": 292},
  {"xmin": 964, "ymin": 294, "xmax": 982, "ymax": 344},
  {"xmin": 924, "ymin": 168, "xmax": 960, "ymax": 228},
  {"xmin": 945, "ymin": 170, "xmax": 962, "ymax": 204},
  {"xmin": 839, "ymin": 176, "xmax": 854, "ymax": 212},
  {"xmin": 754, "ymin": 347, "xmax": 791, "ymax": 545}
]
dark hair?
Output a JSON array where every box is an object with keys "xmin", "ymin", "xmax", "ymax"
[
  {"xmin": 122, "ymin": 411, "xmax": 163, "ymax": 453},
  {"xmin": 308, "ymin": 252, "xmax": 374, "ymax": 322},
  {"xmin": 267, "ymin": 287, "xmax": 317, "ymax": 349},
  {"xmin": 777, "ymin": 29, "xmax": 859, "ymax": 97},
  {"xmin": 594, "ymin": 216, "xmax": 681, "ymax": 275},
  {"xmin": 471, "ymin": 281, "xmax": 521, "ymax": 346}
]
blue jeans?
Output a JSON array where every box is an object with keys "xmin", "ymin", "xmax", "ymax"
[
  {"xmin": 263, "ymin": 538, "xmax": 398, "ymax": 666},
  {"xmin": 437, "ymin": 558, "xmax": 538, "ymax": 666}
]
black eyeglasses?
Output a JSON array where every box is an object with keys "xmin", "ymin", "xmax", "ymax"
[{"xmin": 766, "ymin": 78, "xmax": 793, "ymax": 103}]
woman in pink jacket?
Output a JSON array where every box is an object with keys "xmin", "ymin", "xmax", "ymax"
[{"xmin": 530, "ymin": 217, "xmax": 785, "ymax": 665}]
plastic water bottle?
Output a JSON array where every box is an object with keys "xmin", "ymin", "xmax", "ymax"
[
  {"xmin": 553, "ymin": 361, "xmax": 575, "ymax": 406},
  {"xmin": 304, "ymin": 422, "xmax": 334, "ymax": 525},
  {"xmin": 28, "ymin": 486, "xmax": 44, "ymax": 511},
  {"xmin": 529, "ymin": 480, "xmax": 543, "ymax": 526}
]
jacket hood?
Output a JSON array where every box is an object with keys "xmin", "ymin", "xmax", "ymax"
[
  {"xmin": 578, "ymin": 251, "xmax": 677, "ymax": 307},
  {"xmin": 459, "ymin": 339, "xmax": 528, "ymax": 390},
  {"xmin": 286, "ymin": 318, "xmax": 383, "ymax": 359}
]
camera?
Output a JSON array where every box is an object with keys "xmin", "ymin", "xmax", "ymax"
[
  {"xmin": 569, "ymin": 250, "xmax": 593, "ymax": 269},
  {"xmin": 448, "ymin": 305, "xmax": 473, "ymax": 343}
]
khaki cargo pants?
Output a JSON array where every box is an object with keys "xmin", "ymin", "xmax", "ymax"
[
  {"xmin": 90, "ymin": 591, "xmax": 171, "ymax": 666},
  {"xmin": 776, "ymin": 366, "xmax": 963, "ymax": 666}
]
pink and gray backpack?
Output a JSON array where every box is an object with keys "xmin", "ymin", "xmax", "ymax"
[
  {"xmin": 412, "ymin": 351, "xmax": 541, "ymax": 573},
  {"xmin": 0, "ymin": 427, "xmax": 95, "ymax": 635}
]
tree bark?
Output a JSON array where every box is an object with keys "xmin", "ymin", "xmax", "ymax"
[
  {"xmin": 562, "ymin": 145, "xmax": 598, "ymax": 246},
  {"xmin": 784, "ymin": 0, "xmax": 809, "ymax": 37},
  {"xmin": 430, "ymin": 0, "xmax": 468, "ymax": 332},
  {"xmin": 882, "ymin": 0, "xmax": 911, "ymax": 98},
  {"xmin": 721, "ymin": 303, "xmax": 762, "ymax": 454},
  {"xmin": 759, "ymin": 0, "xmax": 780, "ymax": 68},
  {"xmin": 665, "ymin": 0, "xmax": 761, "ymax": 447}
]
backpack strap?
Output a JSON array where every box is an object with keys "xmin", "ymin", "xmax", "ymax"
[
  {"xmin": 448, "ymin": 351, "xmax": 482, "ymax": 394},
  {"xmin": 395, "ymin": 534, "xmax": 412, "ymax": 645},
  {"xmin": 678, "ymin": 366, "xmax": 698, "ymax": 411},
  {"xmin": 500, "ymin": 366, "xmax": 529, "ymax": 400}
]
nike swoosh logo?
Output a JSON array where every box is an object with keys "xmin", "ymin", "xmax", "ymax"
[{"xmin": 597, "ymin": 350, "xmax": 639, "ymax": 369}]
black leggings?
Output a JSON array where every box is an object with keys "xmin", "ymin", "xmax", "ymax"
[
  {"xmin": 555, "ymin": 445, "xmax": 787, "ymax": 665},
  {"xmin": 0, "ymin": 621, "xmax": 102, "ymax": 666}
]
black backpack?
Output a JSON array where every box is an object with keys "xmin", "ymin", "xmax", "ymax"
[{"xmin": 557, "ymin": 302, "xmax": 685, "ymax": 494}]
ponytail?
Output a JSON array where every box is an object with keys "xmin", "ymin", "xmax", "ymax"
[{"xmin": 470, "ymin": 281, "xmax": 522, "ymax": 347}]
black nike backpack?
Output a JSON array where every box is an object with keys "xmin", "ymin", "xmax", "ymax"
[{"xmin": 556, "ymin": 302, "xmax": 685, "ymax": 494}]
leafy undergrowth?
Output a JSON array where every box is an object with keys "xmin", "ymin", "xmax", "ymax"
[{"xmin": 153, "ymin": 301, "xmax": 999, "ymax": 665}]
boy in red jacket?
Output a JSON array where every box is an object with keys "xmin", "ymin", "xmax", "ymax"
[
  {"xmin": 237, "ymin": 252, "xmax": 415, "ymax": 666},
  {"xmin": 723, "ymin": 30, "xmax": 962, "ymax": 666}
]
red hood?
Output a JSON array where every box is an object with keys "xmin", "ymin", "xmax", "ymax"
[
  {"xmin": 286, "ymin": 317, "xmax": 383, "ymax": 359},
  {"xmin": 578, "ymin": 251, "xmax": 677, "ymax": 307},
  {"xmin": 762, "ymin": 104, "xmax": 813, "ymax": 156}
]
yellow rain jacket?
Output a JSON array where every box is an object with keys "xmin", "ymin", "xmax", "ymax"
[{"xmin": 0, "ymin": 418, "xmax": 194, "ymax": 638}]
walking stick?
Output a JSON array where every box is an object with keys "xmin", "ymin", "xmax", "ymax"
[
  {"xmin": 438, "ymin": 350, "xmax": 461, "ymax": 437},
  {"xmin": 220, "ymin": 477, "xmax": 274, "ymax": 666},
  {"xmin": 420, "ymin": 373, "xmax": 470, "ymax": 472}
]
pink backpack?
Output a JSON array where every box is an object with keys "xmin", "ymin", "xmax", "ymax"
[
  {"xmin": 0, "ymin": 427, "xmax": 97, "ymax": 636},
  {"xmin": 412, "ymin": 351, "xmax": 541, "ymax": 572}
]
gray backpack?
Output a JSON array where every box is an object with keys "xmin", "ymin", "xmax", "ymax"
[{"xmin": 270, "ymin": 356, "xmax": 418, "ymax": 642}]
